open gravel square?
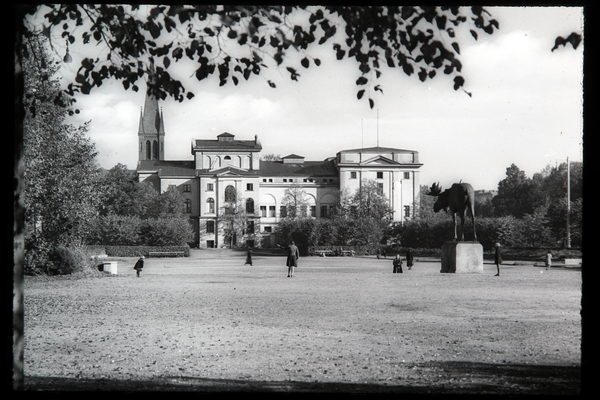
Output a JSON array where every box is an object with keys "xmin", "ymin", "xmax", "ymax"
[{"xmin": 23, "ymin": 250, "xmax": 582, "ymax": 393}]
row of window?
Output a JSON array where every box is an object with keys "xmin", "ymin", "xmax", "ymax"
[
  {"xmin": 349, "ymin": 171, "xmax": 411, "ymax": 179},
  {"xmin": 201, "ymin": 183, "xmax": 254, "ymax": 191},
  {"xmin": 262, "ymin": 178, "xmax": 335, "ymax": 183}
]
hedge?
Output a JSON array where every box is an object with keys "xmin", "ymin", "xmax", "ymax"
[{"xmin": 104, "ymin": 245, "xmax": 190, "ymax": 257}]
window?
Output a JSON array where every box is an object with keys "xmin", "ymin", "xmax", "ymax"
[
  {"xmin": 206, "ymin": 220, "xmax": 215, "ymax": 233},
  {"xmin": 329, "ymin": 179, "xmax": 333, "ymax": 182},
  {"xmin": 303, "ymin": 179, "xmax": 307, "ymax": 182},
  {"xmin": 280, "ymin": 206, "xmax": 287, "ymax": 218},
  {"xmin": 377, "ymin": 171, "xmax": 383, "ymax": 179},
  {"xmin": 350, "ymin": 171, "xmax": 357, "ymax": 179},
  {"xmin": 269, "ymin": 206, "xmax": 276, "ymax": 217},
  {"xmin": 264, "ymin": 226, "xmax": 272, "ymax": 233},
  {"xmin": 246, "ymin": 183, "xmax": 254, "ymax": 191},
  {"xmin": 185, "ymin": 199, "xmax": 192, "ymax": 213},
  {"xmin": 321, "ymin": 205, "xmax": 328, "ymax": 218},
  {"xmin": 246, "ymin": 198, "xmax": 255, "ymax": 213},
  {"xmin": 206, "ymin": 198, "xmax": 215, "ymax": 213},
  {"xmin": 283, "ymin": 179, "xmax": 287, "ymax": 182},
  {"xmin": 206, "ymin": 240, "xmax": 214, "ymax": 248},
  {"xmin": 404, "ymin": 206, "xmax": 411, "ymax": 218},
  {"xmin": 377, "ymin": 183, "xmax": 384, "ymax": 193},
  {"xmin": 269, "ymin": 179, "xmax": 273, "ymax": 182},
  {"xmin": 152, "ymin": 140, "xmax": 158, "ymax": 160},
  {"xmin": 225, "ymin": 185, "xmax": 236, "ymax": 202},
  {"xmin": 247, "ymin": 220, "xmax": 254, "ymax": 234},
  {"xmin": 404, "ymin": 172, "xmax": 410, "ymax": 179},
  {"xmin": 207, "ymin": 183, "xmax": 214, "ymax": 191},
  {"xmin": 260, "ymin": 206, "xmax": 267, "ymax": 217},
  {"xmin": 310, "ymin": 205, "xmax": 316, "ymax": 217},
  {"xmin": 183, "ymin": 184, "xmax": 191, "ymax": 192},
  {"xmin": 290, "ymin": 179, "xmax": 294, "ymax": 182},
  {"xmin": 263, "ymin": 179, "xmax": 267, "ymax": 182}
]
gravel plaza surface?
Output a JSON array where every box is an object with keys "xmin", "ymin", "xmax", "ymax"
[{"xmin": 23, "ymin": 249, "xmax": 582, "ymax": 393}]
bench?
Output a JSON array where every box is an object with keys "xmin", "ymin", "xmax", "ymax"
[
  {"xmin": 315, "ymin": 250, "xmax": 335, "ymax": 257},
  {"xmin": 341, "ymin": 250, "xmax": 355, "ymax": 257},
  {"xmin": 148, "ymin": 251, "xmax": 185, "ymax": 258}
]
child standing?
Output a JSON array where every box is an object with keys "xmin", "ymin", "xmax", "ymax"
[
  {"xmin": 393, "ymin": 254, "xmax": 403, "ymax": 273},
  {"xmin": 133, "ymin": 255, "xmax": 144, "ymax": 277}
]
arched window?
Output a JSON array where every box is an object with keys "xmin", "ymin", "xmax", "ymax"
[
  {"xmin": 225, "ymin": 185, "xmax": 236, "ymax": 203},
  {"xmin": 206, "ymin": 198, "xmax": 215, "ymax": 213},
  {"xmin": 246, "ymin": 198, "xmax": 255, "ymax": 213},
  {"xmin": 152, "ymin": 140, "xmax": 158, "ymax": 159},
  {"xmin": 224, "ymin": 155, "xmax": 232, "ymax": 166},
  {"xmin": 185, "ymin": 199, "xmax": 192, "ymax": 213},
  {"xmin": 146, "ymin": 140, "xmax": 151, "ymax": 159}
]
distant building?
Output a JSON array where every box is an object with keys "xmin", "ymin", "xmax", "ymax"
[{"xmin": 136, "ymin": 91, "xmax": 423, "ymax": 248}]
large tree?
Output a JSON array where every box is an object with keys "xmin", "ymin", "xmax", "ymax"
[{"xmin": 22, "ymin": 34, "xmax": 103, "ymax": 272}]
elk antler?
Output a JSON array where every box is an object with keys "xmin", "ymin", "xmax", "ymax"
[{"xmin": 425, "ymin": 182, "xmax": 442, "ymax": 196}]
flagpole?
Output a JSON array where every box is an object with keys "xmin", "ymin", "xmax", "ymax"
[{"xmin": 566, "ymin": 156, "xmax": 571, "ymax": 248}]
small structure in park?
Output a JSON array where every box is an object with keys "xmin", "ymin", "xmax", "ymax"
[{"xmin": 426, "ymin": 181, "xmax": 483, "ymax": 273}]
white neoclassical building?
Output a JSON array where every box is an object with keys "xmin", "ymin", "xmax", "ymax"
[{"xmin": 136, "ymin": 92, "xmax": 422, "ymax": 248}]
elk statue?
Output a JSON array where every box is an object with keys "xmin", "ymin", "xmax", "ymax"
[{"xmin": 425, "ymin": 182, "xmax": 477, "ymax": 242}]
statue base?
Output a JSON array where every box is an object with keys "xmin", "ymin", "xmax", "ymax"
[{"xmin": 441, "ymin": 242, "xmax": 483, "ymax": 273}]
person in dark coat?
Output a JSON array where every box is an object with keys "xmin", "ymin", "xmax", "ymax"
[
  {"xmin": 133, "ymin": 256, "xmax": 144, "ymax": 277},
  {"xmin": 393, "ymin": 254, "xmax": 403, "ymax": 273},
  {"xmin": 245, "ymin": 249, "xmax": 253, "ymax": 266},
  {"xmin": 494, "ymin": 243, "xmax": 502, "ymax": 277},
  {"xmin": 376, "ymin": 248, "xmax": 381, "ymax": 260},
  {"xmin": 406, "ymin": 249, "xmax": 414, "ymax": 270},
  {"xmin": 278, "ymin": 241, "xmax": 299, "ymax": 277}
]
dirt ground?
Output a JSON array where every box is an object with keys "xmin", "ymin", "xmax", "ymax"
[{"xmin": 22, "ymin": 250, "xmax": 582, "ymax": 393}]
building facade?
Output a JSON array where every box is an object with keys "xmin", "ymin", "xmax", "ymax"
[{"xmin": 136, "ymin": 92, "xmax": 422, "ymax": 248}]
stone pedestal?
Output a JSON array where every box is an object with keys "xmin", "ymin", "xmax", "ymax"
[{"xmin": 441, "ymin": 242, "xmax": 483, "ymax": 273}]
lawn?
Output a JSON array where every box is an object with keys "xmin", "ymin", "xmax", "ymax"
[{"xmin": 23, "ymin": 249, "xmax": 582, "ymax": 393}]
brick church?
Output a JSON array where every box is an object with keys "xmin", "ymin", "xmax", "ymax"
[{"xmin": 136, "ymin": 90, "xmax": 423, "ymax": 248}]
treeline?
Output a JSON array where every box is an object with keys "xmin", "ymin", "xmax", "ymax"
[{"xmin": 400, "ymin": 162, "xmax": 583, "ymax": 250}]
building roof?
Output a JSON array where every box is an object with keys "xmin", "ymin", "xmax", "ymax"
[
  {"xmin": 337, "ymin": 146, "xmax": 417, "ymax": 154},
  {"xmin": 192, "ymin": 138, "xmax": 262, "ymax": 152},
  {"xmin": 259, "ymin": 159, "xmax": 337, "ymax": 177},
  {"xmin": 137, "ymin": 160, "xmax": 195, "ymax": 177}
]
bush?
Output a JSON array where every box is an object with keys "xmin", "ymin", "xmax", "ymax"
[{"xmin": 25, "ymin": 242, "xmax": 101, "ymax": 276}]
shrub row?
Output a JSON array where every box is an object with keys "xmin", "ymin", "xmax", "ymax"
[{"xmin": 104, "ymin": 245, "xmax": 190, "ymax": 257}]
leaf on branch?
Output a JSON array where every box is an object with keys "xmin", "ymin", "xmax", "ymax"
[
  {"xmin": 187, "ymin": 92, "xmax": 195, "ymax": 99},
  {"xmin": 314, "ymin": 58, "xmax": 321, "ymax": 66},
  {"xmin": 418, "ymin": 68, "xmax": 427, "ymax": 82},
  {"xmin": 268, "ymin": 80, "xmax": 276, "ymax": 88},
  {"xmin": 301, "ymin": 57, "xmax": 309, "ymax": 68},
  {"xmin": 232, "ymin": 76, "xmax": 239, "ymax": 86},
  {"xmin": 357, "ymin": 89, "xmax": 365, "ymax": 99},
  {"xmin": 470, "ymin": 30, "xmax": 478, "ymax": 40},
  {"xmin": 374, "ymin": 85, "xmax": 383, "ymax": 94},
  {"xmin": 451, "ymin": 42, "xmax": 460, "ymax": 54},
  {"xmin": 369, "ymin": 98, "xmax": 374, "ymax": 109},
  {"xmin": 356, "ymin": 77, "xmax": 368, "ymax": 86},
  {"xmin": 453, "ymin": 76, "xmax": 465, "ymax": 90}
]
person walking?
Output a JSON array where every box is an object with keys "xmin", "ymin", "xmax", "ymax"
[
  {"xmin": 494, "ymin": 243, "xmax": 502, "ymax": 277},
  {"xmin": 133, "ymin": 255, "xmax": 144, "ymax": 277},
  {"xmin": 393, "ymin": 254, "xmax": 403, "ymax": 273},
  {"xmin": 376, "ymin": 248, "xmax": 381, "ymax": 260},
  {"xmin": 278, "ymin": 241, "xmax": 299, "ymax": 277},
  {"xmin": 406, "ymin": 249, "xmax": 414, "ymax": 270},
  {"xmin": 245, "ymin": 249, "xmax": 253, "ymax": 266},
  {"xmin": 545, "ymin": 250, "xmax": 552, "ymax": 270}
]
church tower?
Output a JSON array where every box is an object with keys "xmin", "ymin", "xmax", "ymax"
[{"xmin": 138, "ymin": 79, "xmax": 165, "ymax": 161}]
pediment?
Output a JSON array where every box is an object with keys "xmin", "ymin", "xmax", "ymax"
[
  {"xmin": 359, "ymin": 155, "xmax": 403, "ymax": 166},
  {"xmin": 211, "ymin": 165, "xmax": 252, "ymax": 176}
]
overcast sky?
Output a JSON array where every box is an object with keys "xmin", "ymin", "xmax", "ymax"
[{"xmin": 38, "ymin": 6, "xmax": 583, "ymax": 191}]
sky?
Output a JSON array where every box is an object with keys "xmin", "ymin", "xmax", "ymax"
[{"xmin": 30, "ymin": 6, "xmax": 583, "ymax": 191}]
